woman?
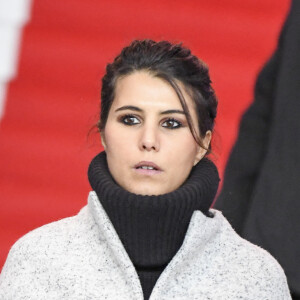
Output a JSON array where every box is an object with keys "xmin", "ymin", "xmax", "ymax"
[{"xmin": 0, "ymin": 40, "xmax": 291, "ymax": 299}]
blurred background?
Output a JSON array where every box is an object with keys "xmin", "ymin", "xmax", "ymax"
[{"xmin": 0, "ymin": 0, "xmax": 290, "ymax": 270}]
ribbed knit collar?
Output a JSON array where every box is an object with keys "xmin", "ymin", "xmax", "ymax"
[{"xmin": 88, "ymin": 151, "xmax": 220, "ymax": 269}]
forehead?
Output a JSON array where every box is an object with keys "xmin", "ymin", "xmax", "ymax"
[{"xmin": 112, "ymin": 71, "xmax": 194, "ymax": 110}]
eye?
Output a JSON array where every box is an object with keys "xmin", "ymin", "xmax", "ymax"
[
  {"xmin": 161, "ymin": 118, "xmax": 182, "ymax": 129},
  {"xmin": 120, "ymin": 114, "xmax": 140, "ymax": 126}
]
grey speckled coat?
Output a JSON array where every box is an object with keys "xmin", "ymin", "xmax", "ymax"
[{"xmin": 0, "ymin": 192, "xmax": 291, "ymax": 299}]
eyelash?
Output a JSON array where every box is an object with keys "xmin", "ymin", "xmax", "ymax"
[
  {"xmin": 119, "ymin": 114, "xmax": 183, "ymax": 129},
  {"xmin": 119, "ymin": 114, "xmax": 140, "ymax": 126},
  {"xmin": 162, "ymin": 118, "xmax": 182, "ymax": 129}
]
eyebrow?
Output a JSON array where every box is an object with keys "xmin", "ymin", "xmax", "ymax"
[
  {"xmin": 115, "ymin": 105, "xmax": 142, "ymax": 112},
  {"xmin": 160, "ymin": 109, "xmax": 185, "ymax": 115},
  {"xmin": 115, "ymin": 105, "xmax": 185, "ymax": 115}
]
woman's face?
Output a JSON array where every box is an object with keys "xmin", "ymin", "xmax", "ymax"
[{"xmin": 101, "ymin": 71, "xmax": 211, "ymax": 195}]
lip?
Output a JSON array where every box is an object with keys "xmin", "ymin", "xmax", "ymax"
[
  {"xmin": 134, "ymin": 161, "xmax": 162, "ymax": 175},
  {"xmin": 134, "ymin": 161, "xmax": 162, "ymax": 170}
]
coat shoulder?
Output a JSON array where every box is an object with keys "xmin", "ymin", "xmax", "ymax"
[
  {"xmin": 9, "ymin": 205, "xmax": 90, "ymax": 254},
  {"xmin": 0, "ymin": 205, "xmax": 103, "ymax": 299},
  {"xmin": 211, "ymin": 210, "xmax": 291, "ymax": 299}
]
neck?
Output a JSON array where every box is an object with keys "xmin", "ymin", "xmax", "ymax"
[{"xmin": 88, "ymin": 152, "xmax": 220, "ymax": 268}]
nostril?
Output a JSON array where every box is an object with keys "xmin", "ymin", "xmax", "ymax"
[
  {"xmin": 142, "ymin": 144, "xmax": 156, "ymax": 150},
  {"xmin": 141, "ymin": 140, "xmax": 159, "ymax": 152}
]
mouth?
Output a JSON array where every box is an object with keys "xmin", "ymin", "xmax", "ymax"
[{"xmin": 134, "ymin": 161, "xmax": 162, "ymax": 175}]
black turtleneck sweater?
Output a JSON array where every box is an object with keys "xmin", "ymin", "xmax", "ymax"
[{"xmin": 88, "ymin": 152, "xmax": 220, "ymax": 299}]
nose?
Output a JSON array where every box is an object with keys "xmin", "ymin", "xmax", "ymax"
[{"xmin": 139, "ymin": 123, "xmax": 160, "ymax": 152}]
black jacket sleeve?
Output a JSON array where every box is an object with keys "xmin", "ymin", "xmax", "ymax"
[{"xmin": 213, "ymin": 21, "xmax": 287, "ymax": 234}]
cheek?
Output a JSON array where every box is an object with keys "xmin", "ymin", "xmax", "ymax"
[
  {"xmin": 102, "ymin": 124, "xmax": 138, "ymax": 179},
  {"xmin": 163, "ymin": 134, "xmax": 199, "ymax": 184},
  {"xmin": 102, "ymin": 126, "xmax": 131, "ymax": 182},
  {"xmin": 103, "ymin": 123, "xmax": 132, "ymax": 153},
  {"xmin": 160, "ymin": 136, "xmax": 198, "ymax": 192},
  {"xmin": 168, "ymin": 135, "xmax": 199, "ymax": 163}
]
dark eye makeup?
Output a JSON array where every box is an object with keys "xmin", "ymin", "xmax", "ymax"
[
  {"xmin": 118, "ymin": 114, "xmax": 183, "ymax": 129},
  {"xmin": 161, "ymin": 118, "xmax": 182, "ymax": 129},
  {"xmin": 119, "ymin": 114, "xmax": 141, "ymax": 125}
]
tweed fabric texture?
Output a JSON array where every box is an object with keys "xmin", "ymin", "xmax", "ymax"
[{"xmin": 0, "ymin": 191, "xmax": 291, "ymax": 299}]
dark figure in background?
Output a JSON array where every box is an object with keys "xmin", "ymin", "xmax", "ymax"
[{"xmin": 214, "ymin": 1, "xmax": 300, "ymax": 298}]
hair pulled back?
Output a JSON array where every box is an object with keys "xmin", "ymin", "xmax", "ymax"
[{"xmin": 100, "ymin": 39, "xmax": 218, "ymax": 152}]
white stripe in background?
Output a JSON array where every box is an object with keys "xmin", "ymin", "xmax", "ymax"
[{"xmin": 0, "ymin": 0, "xmax": 32, "ymax": 120}]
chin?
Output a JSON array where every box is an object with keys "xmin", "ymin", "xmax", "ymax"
[{"xmin": 127, "ymin": 184, "xmax": 166, "ymax": 196}]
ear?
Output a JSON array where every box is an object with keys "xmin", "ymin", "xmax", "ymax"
[
  {"xmin": 100, "ymin": 131, "xmax": 107, "ymax": 150},
  {"xmin": 194, "ymin": 130, "xmax": 212, "ymax": 166}
]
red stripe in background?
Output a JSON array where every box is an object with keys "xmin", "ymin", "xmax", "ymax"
[{"xmin": 0, "ymin": 0, "xmax": 290, "ymax": 270}]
